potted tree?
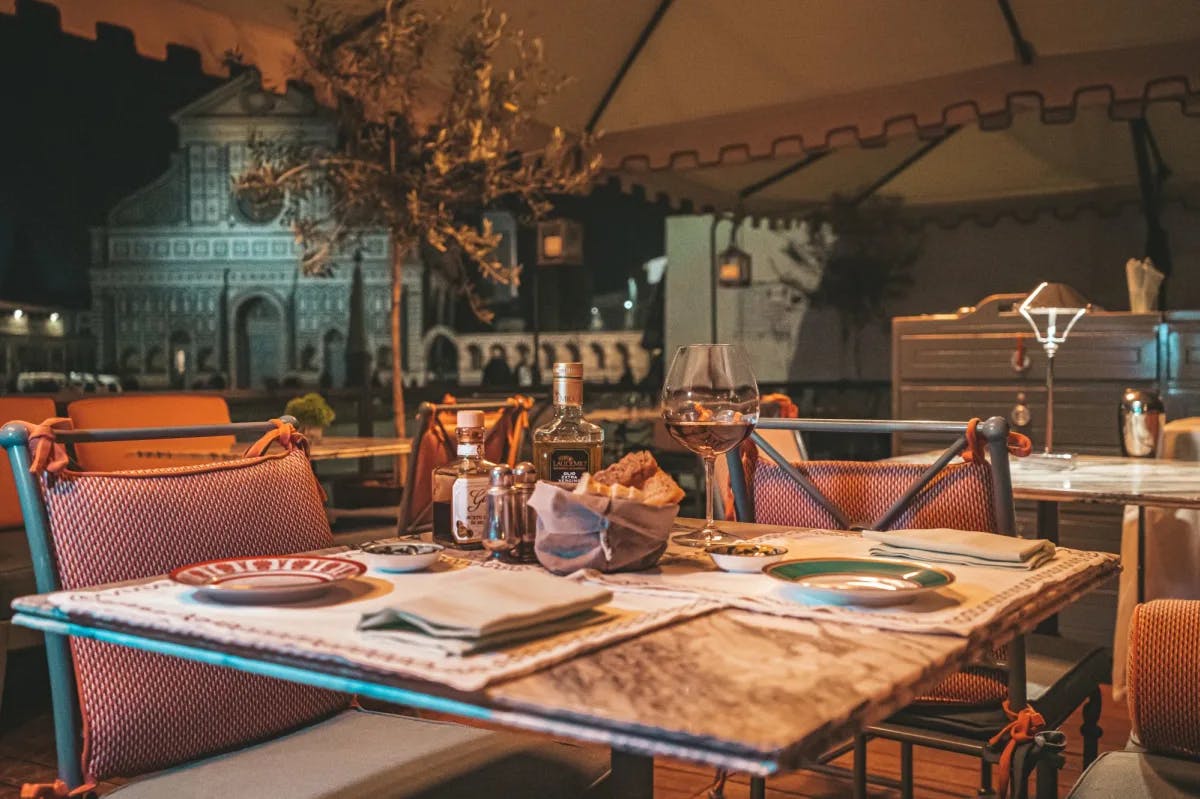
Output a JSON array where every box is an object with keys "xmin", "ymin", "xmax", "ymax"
[
  {"xmin": 284, "ymin": 392, "xmax": 336, "ymax": 441},
  {"xmin": 234, "ymin": 1, "xmax": 599, "ymax": 439}
]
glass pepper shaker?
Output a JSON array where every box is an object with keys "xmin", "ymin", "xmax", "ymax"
[
  {"xmin": 483, "ymin": 464, "xmax": 516, "ymax": 560},
  {"xmin": 512, "ymin": 462, "xmax": 539, "ymax": 563}
]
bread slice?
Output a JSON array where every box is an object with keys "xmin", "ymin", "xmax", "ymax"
[
  {"xmin": 591, "ymin": 450, "xmax": 658, "ymax": 488},
  {"xmin": 579, "ymin": 450, "xmax": 684, "ymax": 507}
]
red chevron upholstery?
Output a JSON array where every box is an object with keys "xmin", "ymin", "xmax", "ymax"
[
  {"xmin": 750, "ymin": 456, "xmax": 1006, "ymax": 707},
  {"xmin": 36, "ymin": 440, "xmax": 347, "ymax": 781},
  {"xmin": 752, "ymin": 459, "xmax": 998, "ymax": 533},
  {"xmin": 1128, "ymin": 600, "xmax": 1200, "ymax": 760}
]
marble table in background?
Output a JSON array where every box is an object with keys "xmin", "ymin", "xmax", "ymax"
[{"xmin": 895, "ymin": 451, "xmax": 1200, "ymax": 603}]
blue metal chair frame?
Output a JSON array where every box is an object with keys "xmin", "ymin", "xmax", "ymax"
[
  {"xmin": 0, "ymin": 417, "xmax": 294, "ymax": 789},
  {"xmin": 726, "ymin": 416, "xmax": 1074, "ymax": 799}
]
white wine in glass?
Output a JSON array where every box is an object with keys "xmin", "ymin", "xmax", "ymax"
[{"xmin": 661, "ymin": 344, "xmax": 760, "ymax": 547}]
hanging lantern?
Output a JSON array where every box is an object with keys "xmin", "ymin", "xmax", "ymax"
[
  {"xmin": 717, "ymin": 244, "xmax": 752, "ymax": 287},
  {"xmin": 537, "ymin": 219, "xmax": 583, "ymax": 266},
  {"xmin": 717, "ymin": 216, "xmax": 752, "ymax": 287}
]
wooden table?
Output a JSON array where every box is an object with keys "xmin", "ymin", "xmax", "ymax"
[
  {"xmin": 134, "ymin": 435, "xmax": 412, "ymax": 463},
  {"xmin": 11, "ymin": 520, "xmax": 1118, "ymax": 798}
]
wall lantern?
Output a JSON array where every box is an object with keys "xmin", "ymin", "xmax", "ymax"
[
  {"xmin": 717, "ymin": 218, "xmax": 752, "ymax": 287},
  {"xmin": 12, "ymin": 309, "xmax": 24, "ymax": 320},
  {"xmin": 1018, "ymin": 281, "xmax": 1091, "ymax": 461},
  {"xmin": 537, "ymin": 219, "xmax": 583, "ymax": 266}
]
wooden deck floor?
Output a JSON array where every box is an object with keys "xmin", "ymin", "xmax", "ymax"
[{"xmin": 0, "ymin": 646, "xmax": 1130, "ymax": 798}]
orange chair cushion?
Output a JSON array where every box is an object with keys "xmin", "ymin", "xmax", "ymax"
[
  {"xmin": 68, "ymin": 395, "xmax": 234, "ymax": 471},
  {"xmin": 1128, "ymin": 600, "xmax": 1200, "ymax": 760},
  {"xmin": 407, "ymin": 398, "xmax": 531, "ymax": 529},
  {"xmin": 0, "ymin": 397, "xmax": 57, "ymax": 528}
]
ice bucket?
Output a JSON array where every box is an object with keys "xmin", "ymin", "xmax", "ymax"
[{"xmin": 1119, "ymin": 388, "xmax": 1165, "ymax": 458}]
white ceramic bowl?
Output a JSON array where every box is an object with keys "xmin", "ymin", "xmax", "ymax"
[
  {"xmin": 705, "ymin": 543, "xmax": 789, "ymax": 573},
  {"xmin": 359, "ymin": 541, "xmax": 444, "ymax": 573}
]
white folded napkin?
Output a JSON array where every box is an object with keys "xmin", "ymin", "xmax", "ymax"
[
  {"xmin": 862, "ymin": 528, "xmax": 1056, "ymax": 570},
  {"xmin": 359, "ymin": 569, "xmax": 613, "ymax": 654}
]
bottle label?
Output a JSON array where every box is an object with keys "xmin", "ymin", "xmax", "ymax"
[
  {"xmin": 452, "ymin": 475, "xmax": 489, "ymax": 543},
  {"xmin": 553, "ymin": 377, "xmax": 583, "ymax": 406},
  {"xmin": 549, "ymin": 449, "xmax": 590, "ymax": 483}
]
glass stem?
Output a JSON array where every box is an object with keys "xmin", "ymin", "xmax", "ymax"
[{"xmin": 703, "ymin": 455, "xmax": 716, "ymax": 530}]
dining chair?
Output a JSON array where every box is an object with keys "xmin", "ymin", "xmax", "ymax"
[
  {"xmin": 397, "ymin": 395, "xmax": 534, "ymax": 533},
  {"xmin": 0, "ymin": 415, "xmax": 608, "ymax": 798},
  {"xmin": 67, "ymin": 394, "xmax": 234, "ymax": 470},
  {"xmin": 1067, "ymin": 599, "xmax": 1200, "ymax": 798},
  {"xmin": 716, "ymin": 392, "xmax": 804, "ymax": 519},
  {"xmin": 0, "ymin": 396, "xmax": 58, "ymax": 716},
  {"xmin": 726, "ymin": 417, "xmax": 1108, "ymax": 799}
]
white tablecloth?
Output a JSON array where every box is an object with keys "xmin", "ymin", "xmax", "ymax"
[{"xmin": 1114, "ymin": 417, "xmax": 1200, "ymax": 700}]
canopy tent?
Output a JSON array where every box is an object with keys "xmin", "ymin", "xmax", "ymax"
[
  {"xmin": 616, "ymin": 98, "xmax": 1200, "ymax": 220},
  {"xmin": 4, "ymin": 0, "xmax": 1197, "ymax": 217}
]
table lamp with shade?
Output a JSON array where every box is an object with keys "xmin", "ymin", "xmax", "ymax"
[{"xmin": 1018, "ymin": 282, "xmax": 1091, "ymax": 465}]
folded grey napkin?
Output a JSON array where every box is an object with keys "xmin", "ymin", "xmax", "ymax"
[
  {"xmin": 359, "ymin": 569, "xmax": 612, "ymax": 654},
  {"xmin": 862, "ymin": 528, "xmax": 1056, "ymax": 570}
]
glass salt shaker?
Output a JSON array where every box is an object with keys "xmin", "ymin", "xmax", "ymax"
[
  {"xmin": 512, "ymin": 462, "xmax": 539, "ymax": 563},
  {"xmin": 483, "ymin": 464, "xmax": 516, "ymax": 560}
]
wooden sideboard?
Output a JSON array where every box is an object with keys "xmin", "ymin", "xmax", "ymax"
[{"xmin": 892, "ymin": 293, "xmax": 1198, "ymax": 647}]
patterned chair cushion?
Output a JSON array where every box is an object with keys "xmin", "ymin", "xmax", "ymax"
[
  {"xmin": 1128, "ymin": 600, "xmax": 1200, "ymax": 761},
  {"xmin": 38, "ymin": 445, "xmax": 348, "ymax": 781},
  {"xmin": 751, "ymin": 459, "xmax": 998, "ymax": 533},
  {"xmin": 750, "ymin": 457, "xmax": 1004, "ymax": 706}
]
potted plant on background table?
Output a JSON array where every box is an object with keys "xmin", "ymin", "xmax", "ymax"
[{"xmin": 285, "ymin": 393, "xmax": 336, "ymax": 442}]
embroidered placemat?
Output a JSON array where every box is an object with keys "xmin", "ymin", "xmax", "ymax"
[
  {"xmin": 39, "ymin": 551, "xmax": 718, "ymax": 692},
  {"xmin": 565, "ymin": 528, "xmax": 1119, "ymax": 637}
]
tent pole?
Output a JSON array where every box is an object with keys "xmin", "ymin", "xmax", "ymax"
[
  {"xmin": 849, "ymin": 127, "xmax": 959, "ymax": 207},
  {"xmin": 1129, "ymin": 118, "xmax": 1172, "ymax": 306},
  {"xmin": 738, "ymin": 150, "xmax": 832, "ymax": 200},
  {"xmin": 995, "ymin": 0, "xmax": 1036, "ymax": 65},
  {"xmin": 585, "ymin": 0, "xmax": 674, "ymax": 135}
]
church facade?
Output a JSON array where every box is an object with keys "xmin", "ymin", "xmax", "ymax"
[
  {"xmin": 88, "ymin": 71, "xmax": 650, "ymax": 392},
  {"xmin": 88, "ymin": 72, "xmax": 424, "ymax": 391}
]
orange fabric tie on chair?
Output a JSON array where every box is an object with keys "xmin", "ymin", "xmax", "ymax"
[
  {"xmin": 987, "ymin": 700, "xmax": 1045, "ymax": 799},
  {"xmin": 242, "ymin": 419, "xmax": 310, "ymax": 459},
  {"xmin": 961, "ymin": 417, "xmax": 1033, "ymax": 463},
  {"xmin": 27, "ymin": 417, "xmax": 75, "ymax": 475},
  {"xmin": 21, "ymin": 778, "xmax": 96, "ymax": 798}
]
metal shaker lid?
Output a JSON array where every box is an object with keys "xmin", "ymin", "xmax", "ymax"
[
  {"xmin": 1121, "ymin": 388, "xmax": 1164, "ymax": 413},
  {"xmin": 489, "ymin": 464, "xmax": 513, "ymax": 487},
  {"xmin": 512, "ymin": 462, "xmax": 538, "ymax": 484}
]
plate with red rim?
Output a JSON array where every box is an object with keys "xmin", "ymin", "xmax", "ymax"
[{"xmin": 170, "ymin": 556, "xmax": 366, "ymax": 604}]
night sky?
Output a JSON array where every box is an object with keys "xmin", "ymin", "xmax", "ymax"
[{"xmin": 0, "ymin": 0, "xmax": 667, "ymax": 322}]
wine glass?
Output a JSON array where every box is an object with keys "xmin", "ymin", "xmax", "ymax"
[{"xmin": 661, "ymin": 344, "xmax": 759, "ymax": 547}]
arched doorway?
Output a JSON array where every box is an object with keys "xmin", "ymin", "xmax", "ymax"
[
  {"xmin": 322, "ymin": 329, "xmax": 346, "ymax": 388},
  {"xmin": 235, "ymin": 296, "xmax": 284, "ymax": 389},
  {"xmin": 426, "ymin": 334, "xmax": 459, "ymax": 383},
  {"xmin": 169, "ymin": 330, "xmax": 192, "ymax": 389}
]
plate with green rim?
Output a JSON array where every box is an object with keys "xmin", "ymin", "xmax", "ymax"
[{"xmin": 763, "ymin": 558, "xmax": 955, "ymax": 607}]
